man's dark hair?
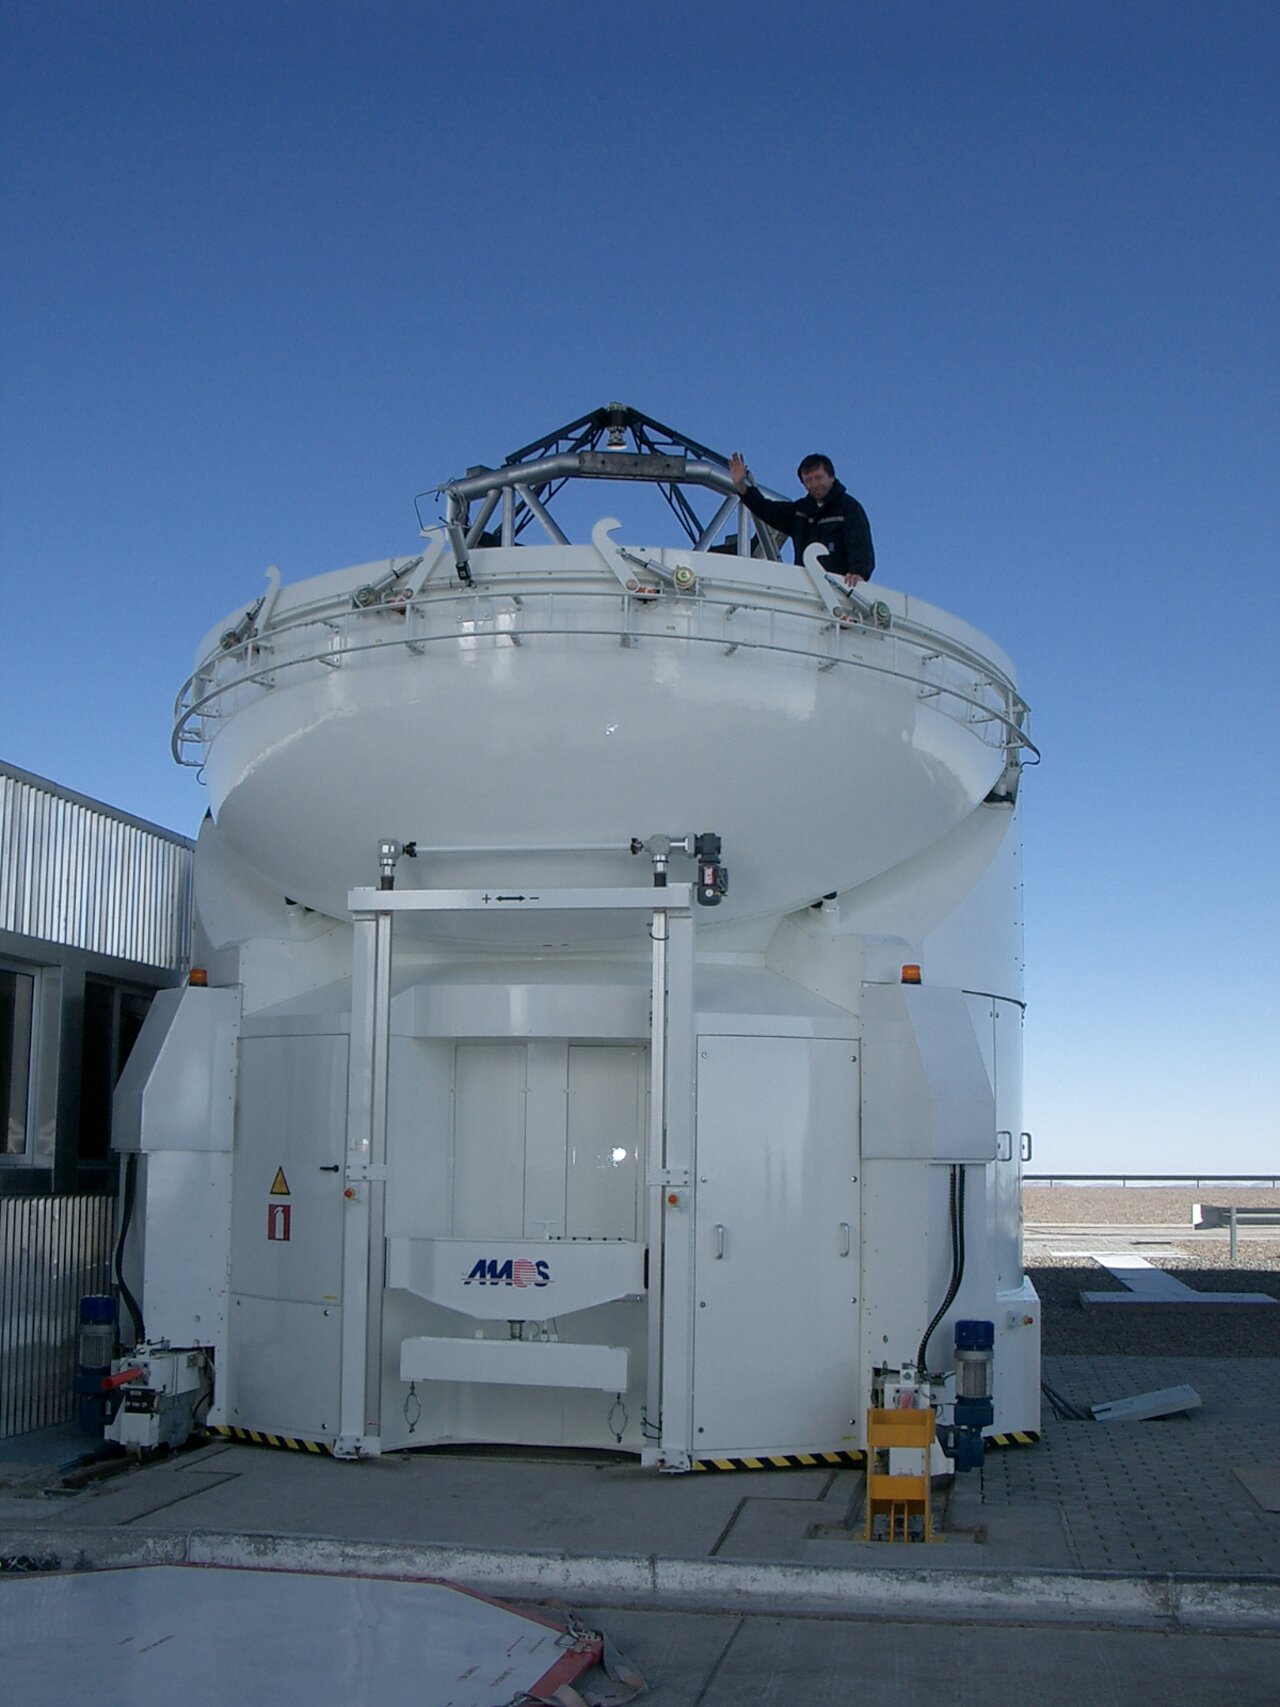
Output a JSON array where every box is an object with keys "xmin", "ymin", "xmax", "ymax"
[{"xmin": 797, "ymin": 453, "xmax": 835, "ymax": 479}]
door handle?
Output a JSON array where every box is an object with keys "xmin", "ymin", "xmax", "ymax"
[
  {"xmin": 995, "ymin": 1130, "xmax": 1013, "ymax": 1162},
  {"xmin": 714, "ymin": 1223, "xmax": 725, "ymax": 1259},
  {"xmin": 1020, "ymin": 1131, "xmax": 1033, "ymax": 1162},
  {"xmin": 839, "ymin": 1222, "xmax": 851, "ymax": 1257}
]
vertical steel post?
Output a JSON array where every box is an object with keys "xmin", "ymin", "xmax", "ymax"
[
  {"xmin": 644, "ymin": 907, "xmax": 668, "ymax": 1454},
  {"xmin": 363, "ymin": 906, "xmax": 392, "ymax": 1439},
  {"xmin": 337, "ymin": 903, "xmax": 393, "ymax": 1457},
  {"xmin": 657, "ymin": 906, "xmax": 696, "ymax": 1470}
]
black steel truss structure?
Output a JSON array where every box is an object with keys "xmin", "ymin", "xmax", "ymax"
[{"xmin": 419, "ymin": 403, "xmax": 784, "ymax": 560}]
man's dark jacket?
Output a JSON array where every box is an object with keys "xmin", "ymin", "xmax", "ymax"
[{"xmin": 739, "ymin": 477, "xmax": 875, "ymax": 580}]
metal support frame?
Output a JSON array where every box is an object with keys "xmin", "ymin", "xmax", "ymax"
[
  {"xmin": 337, "ymin": 904, "xmax": 393, "ymax": 1457},
  {"xmin": 512, "ymin": 482, "xmax": 569, "ymax": 545},
  {"xmin": 423, "ymin": 401, "xmax": 786, "ymax": 558},
  {"xmin": 652, "ymin": 906, "xmax": 695, "ymax": 1470},
  {"xmin": 339, "ymin": 877, "xmax": 697, "ymax": 1466}
]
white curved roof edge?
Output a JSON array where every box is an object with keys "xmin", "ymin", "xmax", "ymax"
[{"xmin": 194, "ymin": 539, "xmax": 1017, "ymax": 689}]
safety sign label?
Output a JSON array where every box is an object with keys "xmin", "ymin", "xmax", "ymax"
[
  {"xmin": 270, "ymin": 1167, "xmax": 291, "ymax": 1196},
  {"xmin": 267, "ymin": 1203, "xmax": 292, "ymax": 1241}
]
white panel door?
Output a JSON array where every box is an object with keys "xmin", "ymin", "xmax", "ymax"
[
  {"xmin": 965, "ymin": 994, "xmax": 1025, "ymax": 1294},
  {"xmin": 227, "ymin": 1035, "xmax": 347, "ymax": 1439},
  {"xmin": 451, "ymin": 1044, "xmax": 527, "ymax": 1238},
  {"xmin": 566, "ymin": 1045, "xmax": 646, "ymax": 1240},
  {"xmin": 992, "ymin": 998, "xmax": 1025, "ymax": 1291},
  {"xmin": 691, "ymin": 1036, "xmax": 859, "ymax": 1455},
  {"xmin": 231, "ymin": 1035, "xmax": 347, "ymax": 1304},
  {"xmin": 448, "ymin": 1043, "xmax": 647, "ymax": 1243}
]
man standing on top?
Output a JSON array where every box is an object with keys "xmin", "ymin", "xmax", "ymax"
[{"xmin": 728, "ymin": 450, "xmax": 875, "ymax": 585}]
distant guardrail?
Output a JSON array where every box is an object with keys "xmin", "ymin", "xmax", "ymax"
[
  {"xmin": 1192, "ymin": 1202, "xmax": 1280, "ymax": 1259},
  {"xmin": 1026, "ymin": 1174, "xmax": 1280, "ymax": 1190},
  {"xmin": 1193, "ymin": 1204, "xmax": 1280, "ymax": 1227}
]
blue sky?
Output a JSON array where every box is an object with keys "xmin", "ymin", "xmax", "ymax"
[{"xmin": 3, "ymin": 2, "xmax": 1277, "ymax": 1172}]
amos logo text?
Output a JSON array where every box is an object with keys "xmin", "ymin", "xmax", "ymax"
[{"xmin": 463, "ymin": 1257, "xmax": 551, "ymax": 1288}]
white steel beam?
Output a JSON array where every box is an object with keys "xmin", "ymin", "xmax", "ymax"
[
  {"xmin": 336, "ymin": 906, "xmax": 393, "ymax": 1458},
  {"xmin": 347, "ymin": 885, "xmax": 694, "ymax": 913},
  {"xmin": 655, "ymin": 908, "xmax": 696, "ymax": 1471}
]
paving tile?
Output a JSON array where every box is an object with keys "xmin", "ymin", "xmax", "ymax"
[
  {"xmin": 977, "ymin": 1355, "xmax": 1280, "ymax": 1574},
  {"xmin": 697, "ymin": 1618, "xmax": 1280, "ymax": 1707}
]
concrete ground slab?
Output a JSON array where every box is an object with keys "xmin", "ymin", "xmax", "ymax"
[
  {"xmin": 1080, "ymin": 1255, "xmax": 1277, "ymax": 1305},
  {"xmin": 4, "ymin": 1349, "xmax": 1279, "ymax": 1706},
  {"xmin": 1082, "ymin": 1292, "xmax": 1280, "ymax": 1306},
  {"xmin": 572, "ymin": 1606, "xmax": 740, "ymax": 1707},
  {"xmin": 1, "ymin": 1563, "xmax": 599, "ymax": 1707},
  {"xmin": 584, "ymin": 1606, "xmax": 1280, "ymax": 1707},
  {"xmin": 1235, "ymin": 1467, "xmax": 1280, "ymax": 1513},
  {"xmin": 1052, "ymin": 1245, "xmax": 1188, "ymax": 1258},
  {"xmin": 3, "ymin": 1523, "xmax": 1279, "ymax": 1633},
  {"xmin": 20, "ymin": 1439, "xmax": 823, "ymax": 1560},
  {"xmin": 0, "ymin": 1420, "xmax": 85, "ymax": 1465}
]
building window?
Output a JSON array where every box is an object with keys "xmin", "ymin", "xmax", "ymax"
[
  {"xmin": 1, "ymin": 968, "xmax": 35, "ymax": 1158},
  {"xmin": 78, "ymin": 980, "xmax": 154, "ymax": 1174}
]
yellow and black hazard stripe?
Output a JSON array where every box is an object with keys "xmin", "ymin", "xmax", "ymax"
[
  {"xmin": 694, "ymin": 1449, "xmax": 866, "ymax": 1472},
  {"xmin": 206, "ymin": 1425, "xmax": 329, "ymax": 1455},
  {"xmin": 986, "ymin": 1430, "xmax": 1039, "ymax": 1448}
]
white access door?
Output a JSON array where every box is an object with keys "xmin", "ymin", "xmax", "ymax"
[
  {"xmin": 690, "ymin": 1035, "xmax": 859, "ymax": 1457},
  {"xmin": 992, "ymin": 997, "xmax": 1025, "ymax": 1291},
  {"xmin": 224, "ymin": 1034, "xmax": 348, "ymax": 1438},
  {"xmin": 966, "ymin": 995, "xmax": 1025, "ymax": 1292}
]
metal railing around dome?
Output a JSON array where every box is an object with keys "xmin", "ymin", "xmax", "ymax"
[
  {"xmin": 174, "ymin": 576, "xmax": 1035, "ymax": 766},
  {"xmin": 172, "ymin": 567, "xmax": 1037, "ymax": 777},
  {"xmin": 176, "ymin": 406, "xmax": 1037, "ymax": 774}
]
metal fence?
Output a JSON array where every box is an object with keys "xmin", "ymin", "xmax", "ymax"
[
  {"xmin": 0, "ymin": 1194, "xmax": 114, "ymax": 1438},
  {"xmin": 1026, "ymin": 1174, "xmax": 1280, "ymax": 1189}
]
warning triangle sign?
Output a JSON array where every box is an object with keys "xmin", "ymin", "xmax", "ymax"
[{"xmin": 269, "ymin": 1167, "xmax": 291, "ymax": 1197}]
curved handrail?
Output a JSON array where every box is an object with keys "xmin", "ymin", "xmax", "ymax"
[{"xmin": 172, "ymin": 579, "xmax": 1036, "ymax": 771}]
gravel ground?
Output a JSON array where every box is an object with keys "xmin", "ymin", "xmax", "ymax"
[
  {"xmin": 1022, "ymin": 1186, "xmax": 1280, "ymax": 1358},
  {"xmin": 1024, "ymin": 1184, "xmax": 1280, "ymax": 1226}
]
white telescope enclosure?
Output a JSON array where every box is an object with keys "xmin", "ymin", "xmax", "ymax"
[{"xmin": 117, "ymin": 404, "xmax": 1040, "ymax": 1468}]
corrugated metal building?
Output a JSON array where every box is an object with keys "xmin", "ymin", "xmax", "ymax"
[
  {"xmin": 1, "ymin": 761, "xmax": 194, "ymax": 1436},
  {"xmin": 1, "ymin": 759, "xmax": 194, "ymax": 1196}
]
